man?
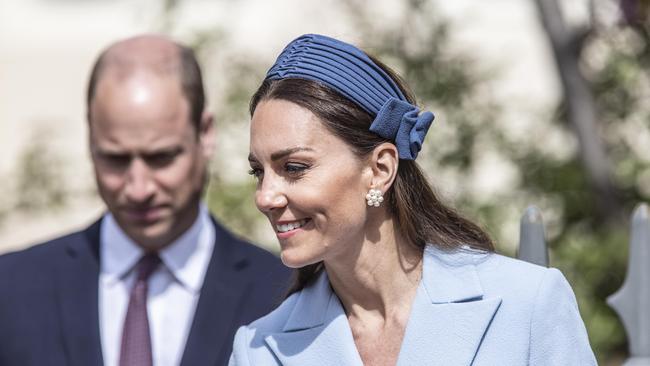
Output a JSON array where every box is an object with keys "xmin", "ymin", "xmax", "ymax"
[{"xmin": 0, "ymin": 35, "xmax": 290, "ymax": 366}]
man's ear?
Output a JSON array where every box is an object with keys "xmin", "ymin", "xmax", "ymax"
[
  {"xmin": 198, "ymin": 110, "xmax": 215, "ymax": 158},
  {"xmin": 368, "ymin": 142, "xmax": 399, "ymax": 193}
]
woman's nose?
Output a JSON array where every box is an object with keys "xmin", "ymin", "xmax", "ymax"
[{"xmin": 255, "ymin": 177, "xmax": 288, "ymax": 213}]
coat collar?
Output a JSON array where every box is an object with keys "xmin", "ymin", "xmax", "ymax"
[
  {"xmin": 396, "ymin": 247, "xmax": 501, "ymax": 365},
  {"xmin": 265, "ymin": 246, "xmax": 501, "ymax": 366},
  {"xmin": 420, "ymin": 245, "xmax": 488, "ymax": 303},
  {"xmin": 265, "ymin": 272, "xmax": 364, "ymax": 366}
]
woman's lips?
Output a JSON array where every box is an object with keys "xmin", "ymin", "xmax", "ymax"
[{"xmin": 275, "ymin": 218, "xmax": 311, "ymax": 239}]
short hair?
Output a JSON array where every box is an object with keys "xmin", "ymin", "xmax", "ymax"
[{"xmin": 86, "ymin": 43, "xmax": 206, "ymax": 130}]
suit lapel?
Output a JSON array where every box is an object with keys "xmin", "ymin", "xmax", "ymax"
[
  {"xmin": 56, "ymin": 219, "xmax": 104, "ymax": 366},
  {"xmin": 180, "ymin": 218, "xmax": 252, "ymax": 366},
  {"xmin": 264, "ymin": 272, "xmax": 363, "ymax": 366},
  {"xmin": 397, "ymin": 247, "xmax": 501, "ymax": 366}
]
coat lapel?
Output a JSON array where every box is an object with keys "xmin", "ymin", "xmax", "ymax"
[
  {"xmin": 397, "ymin": 247, "xmax": 502, "ymax": 366},
  {"xmin": 180, "ymin": 218, "xmax": 252, "ymax": 366},
  {"xmin": 56, "ymin": 219, "xmax": 104, "ymax": 366},
  {"xmin": 264, "ymin": 273, "xmax": 364, "ymax": 366},
  {"xmin": 264, "ymin": 247, "xmax": 501, "ymax": 366}
]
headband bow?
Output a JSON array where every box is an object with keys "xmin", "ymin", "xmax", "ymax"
[{"xmin": 265, "ymin": 34, "xmax": 434, "ymax": 160}]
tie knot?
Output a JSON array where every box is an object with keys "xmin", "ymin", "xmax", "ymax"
[{"xmin": 136, "ymin": 253, "xmax": 160, "ymax": 282}]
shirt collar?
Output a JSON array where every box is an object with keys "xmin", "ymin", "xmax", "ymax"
[
  {"xmin": 160, "ymin": 205, "xmax": 215, "ymax": 293},
  {"xmin": 100, "ymin": 204, "xmax": 215, "ymax": 293}
]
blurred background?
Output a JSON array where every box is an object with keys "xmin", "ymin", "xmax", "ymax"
[{"xmin": 1, "ymin": 0, "xmax": 649, "ymax": 363}]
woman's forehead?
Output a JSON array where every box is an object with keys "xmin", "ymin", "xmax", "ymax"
[
  {"xmin": 249, "ymin": 99, "xmax": 353, "ymax": 160},
  {"xmin": 251, "ymin": 100, "xmax": 329, "ymax": 140}
]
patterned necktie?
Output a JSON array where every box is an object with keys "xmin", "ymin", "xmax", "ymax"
[{"xmin": 119, "ymin": 254, "xmax": 160, "ymax": 366}]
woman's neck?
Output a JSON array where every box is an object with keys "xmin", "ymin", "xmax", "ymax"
[{"xmin": 324, "ymin": 217, "xmax": 423, "ymax": 322}]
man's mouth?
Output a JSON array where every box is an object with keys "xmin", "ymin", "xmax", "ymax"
[{"xmin": 123, "ymin": 206, "xmax": 164, "ymax": 222}]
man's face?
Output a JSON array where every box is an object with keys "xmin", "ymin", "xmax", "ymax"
[{"xmin": 89, "ymin": 72, "xmax": 213, "ymax": 250}]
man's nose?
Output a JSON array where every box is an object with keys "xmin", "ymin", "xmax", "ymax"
[
  {"xmin": 124, "ymin": 158, "xmax": 156, "ymax": 203},
  {"xmin": 255, "ymin": 176, "xmax": 288, "ymax": 213}
]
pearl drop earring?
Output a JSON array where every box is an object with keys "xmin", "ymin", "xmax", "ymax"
[{"xmin": 366, "ymin": 188, "xmax": 384, "ymax": 207}]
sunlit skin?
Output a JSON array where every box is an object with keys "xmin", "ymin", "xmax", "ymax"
[
  {"xmin": 249, "ymin": 99, "xmax": 423, "ymax": 366},
  {"xmin": 88, "ymin": 37, "xmax": 214, "ymax": 251},
  {"xmin": 248, "ymin": 99, "xmax": 372, "ymax": 268}
]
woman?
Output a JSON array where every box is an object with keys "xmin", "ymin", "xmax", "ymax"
[{"xmin": 230, "ymin": 34, "xmax": 596, "ymax": 365}]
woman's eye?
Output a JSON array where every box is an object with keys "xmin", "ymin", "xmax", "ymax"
[
  {"xmin": 285, "ymin": 163, "xmax": 308, "ymax": 174},
  {"xmin": 248, "ymin": 167, "xmax": 263, "ymax": 179}
]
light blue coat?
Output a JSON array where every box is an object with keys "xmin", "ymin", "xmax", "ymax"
[{"xmin": 229, "ymin": 246, "xmax": 597, "ymax": 365}]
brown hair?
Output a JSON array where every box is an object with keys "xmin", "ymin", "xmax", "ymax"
[
  {"xmin": 86, "ymin": 44, "xmax": 206, "ymax": 130},
  {"xmin": 250, "ymin": 56, "xmax": 494, "ymax": 295}
]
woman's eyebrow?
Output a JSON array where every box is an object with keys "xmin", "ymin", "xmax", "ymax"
[{"xmin": 270, "ymin": 147, "xmax": 315, "ymax": 161}]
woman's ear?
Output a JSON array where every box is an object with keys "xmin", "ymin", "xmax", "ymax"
[{"xmin": 369, "ymin": 142, "xmax": 399, "ymax": 192}]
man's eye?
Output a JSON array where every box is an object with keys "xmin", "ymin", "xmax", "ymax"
[
  {"xmin": 100, "ymin": 154, "xmax": 131, "ymax": 167},
  {"xmin": 146, "ymin": 152, "xmax": 177, "ymax": 168}
]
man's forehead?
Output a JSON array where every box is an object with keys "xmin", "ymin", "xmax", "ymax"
[
  {"xmin": 92, "ymin": 138, "xmax": 185, "ymax": 153},
  {"xmin": 89, "ymin": 118, "xmax": 194, "ymax": 153},
  {"xmin": 99, "ymin": 36, "xmax": 182, "ymax": 79}
]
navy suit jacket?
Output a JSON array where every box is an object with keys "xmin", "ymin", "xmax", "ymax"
[{"xmin": 0, "ymin": 215, "xmax": 291, "ymax": 366}]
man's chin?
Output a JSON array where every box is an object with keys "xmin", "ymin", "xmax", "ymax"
[{"xmin": 121, "ymin": 221, "xmax": 175, "ymax": 250}]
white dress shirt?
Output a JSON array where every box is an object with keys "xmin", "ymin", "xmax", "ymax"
[{"xmin": 99, "ymin": 205, "xmax": 215, "ymax": 366}]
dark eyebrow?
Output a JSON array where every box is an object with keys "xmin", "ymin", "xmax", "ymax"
[
  {"xmin": 92, "ymin": 145, "xmax": 182, "ymax": 155},
  {"xmin": 142, "ymin": 146, "xmax": 183, "ymax": 157},
  {"xmin": 248, "ymin": 147, "xmax": 315, "ymax": 163},
  {"xmin": 270, "ymin": 147, "xmax": 314, "ymax": 161}
]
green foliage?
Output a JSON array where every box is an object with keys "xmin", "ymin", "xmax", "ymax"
[
  {"xmin": 200, "ymin": 52, "xmax": 269, "ymax": 245},
  {"xmin": 205, "ymin": 177, "xmax": 273, "ymax": 247},
  {"xmin": 578, "ymin": 12, "xmax": 650, "ymax": 359},
  {"xmin": 552, "ymin": 225, "xmax": 630, "ymax": 358},
  {"xmin": 15, "ymin": 128, "xmax": 67, "ymax": 212}
]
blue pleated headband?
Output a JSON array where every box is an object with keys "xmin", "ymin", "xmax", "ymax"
[{"xmin": 265, "ymin": 34, "xmax": 435, "ymax": 160}]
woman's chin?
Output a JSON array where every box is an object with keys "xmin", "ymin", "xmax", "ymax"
[{"xmin": 280, "ymin": 250, "xmax": 321, "ymax": 269}]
